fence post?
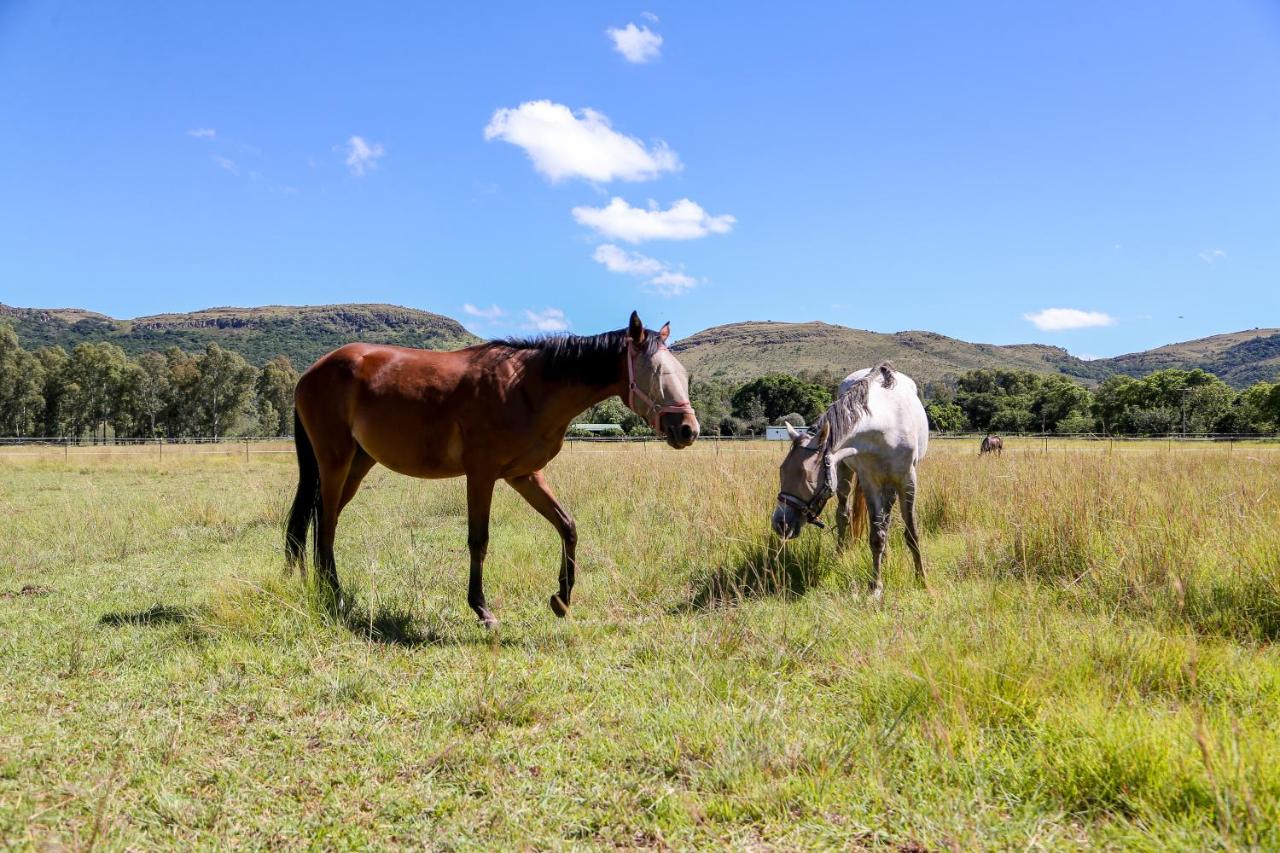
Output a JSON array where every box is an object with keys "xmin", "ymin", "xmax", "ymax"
[{"xmin": 64, "ymin": 439, "xmax": 69, "ymax": 462}]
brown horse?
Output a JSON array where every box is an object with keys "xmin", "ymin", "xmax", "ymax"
[
  {"xmin": 979, "ymin": 435, "xmax": 1003, "ymax": 456},
  {"xmin": 285, "ymin": 311, "xmax": 699, "ymax": 626}
]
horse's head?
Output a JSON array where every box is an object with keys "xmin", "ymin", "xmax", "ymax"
[
  {"xmin": 624, "ymin": 311, "xmax": 700, "ymax": 449},
  {"xmin": 772, "ymin": 420, "xmax": 850, "ymax": 539}
]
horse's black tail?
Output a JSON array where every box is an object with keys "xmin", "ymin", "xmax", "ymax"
[{"xmin": 285, "ymin": 410, "xmax": 320, "ymax": 571}]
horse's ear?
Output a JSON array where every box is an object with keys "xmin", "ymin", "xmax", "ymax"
[
  {"xmin": 785, "ymin": 422, "xmax": 801, "ymax": 441},
  {"xmin": 628, "ymin": 311, "xmax": 646, "ymax": 344},
  {"xmin": 817, "ymin": 420, "xmax": 830, "ymax": 445},
  {"xmin": 657, "ymin": 321, "xmax": 670, "ymax": 343}
]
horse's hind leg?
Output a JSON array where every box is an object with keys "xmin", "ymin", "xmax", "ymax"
[
  {"xmin": 339, "ymin": 446, "xmax": 376, "ymax": 513},
  {"xmin": 866, "ymin": 485, "xmax": 896, "ymax": 601},
  {"xmin": 901, "ymin": 467, "xmax": 926, "ymax": 587},
  {"xmin": 315, "ymin": 441, "xmax": 356, "ymax": 613}
]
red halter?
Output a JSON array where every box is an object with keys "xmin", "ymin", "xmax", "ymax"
[{"xmin": 626, "ymin": 337, "xmax": 695, "ymax": 431}]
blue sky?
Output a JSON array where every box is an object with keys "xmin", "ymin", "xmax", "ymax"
[{"xmin": 1, "ymin": 1, "xmax": 1277, "ymax": 358}]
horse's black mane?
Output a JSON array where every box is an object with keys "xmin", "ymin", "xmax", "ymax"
[{"xmin": 485, "ymin": 329, "xmax": 662, "ymax": 386}]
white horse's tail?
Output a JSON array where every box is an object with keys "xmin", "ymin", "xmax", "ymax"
[{"xmin": 849, "ymin": 475, "xmax": 867, "ymax": 539}]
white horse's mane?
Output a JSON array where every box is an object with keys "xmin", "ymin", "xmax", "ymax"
[{"xmin": 816, "ymin": 362, "xmax": 896, "ymax": 447}]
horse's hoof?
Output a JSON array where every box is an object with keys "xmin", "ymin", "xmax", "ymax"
[
  {"xmin": 867, "ymin": 587, "xmax": 884, "ymax": 604},
  {"xmin": 479, "ymin": 616, "xmax": 499, "ymax": 630},
  {"xmin": 323, "ymin": 592, "xmax": 348, "ymax": 617},
  {"xmin": 549, "ymin": 594, "xmax": 569, "ymax": 618}
]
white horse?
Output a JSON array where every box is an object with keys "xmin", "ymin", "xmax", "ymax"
[{"xmin": 772, "ymin": 362, "xmax": 929, "ymax": 598}]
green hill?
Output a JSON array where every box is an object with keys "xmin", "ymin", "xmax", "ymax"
[
  {"xmin": 0, "ymin": 303, "xmax": 481, "ymax": 368},
  {"xmin": 670, "ymin": 321, "xmax": 1113, "ymax": 388},
  {"xmin": 1097, "ymin": 328, "xmax": 1280, "ymax": 388},
  {"xmin": 3, "ymin": 303, "xmax": 1276, "ymax": 389}
]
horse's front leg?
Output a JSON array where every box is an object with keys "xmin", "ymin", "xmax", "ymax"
[
  {"xmin": 507, "ymin": 471, "xmax": 577, "ymax": 618},
  {"xmin": 834, "ymin": 461, "xmax": 855, "ymax": 550},
  {"xmin": 466, "ymin": 474, "xmax": 499, "ymax": 629}
]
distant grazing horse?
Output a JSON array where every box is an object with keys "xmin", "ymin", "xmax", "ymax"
[
  {"xmin": 286, "ymin": 312, "xmax": 700, "ymax": 627},
  {"xmin": 773, "ymin": 363, "xmax": 929, "ymax": 599},
  {"xmin": 979, "ymin": 435, "xmax": 1003, "ymax": 457}
]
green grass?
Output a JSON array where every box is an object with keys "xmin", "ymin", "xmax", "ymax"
[{"xmin": 2, "ymin": 438, "xmax": 1279, "ymax": 848}]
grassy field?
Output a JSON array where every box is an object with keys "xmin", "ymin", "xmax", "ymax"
[{"xmin": 2, "ymin": 438, "xmax": 1279, "ymax": 849}]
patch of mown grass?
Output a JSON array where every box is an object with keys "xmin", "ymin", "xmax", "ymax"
[{"xmin": 1, "ymin": 440, "xmax": 1278, "ymax": 848}]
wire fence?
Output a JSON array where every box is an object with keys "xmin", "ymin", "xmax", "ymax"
[{"xmin": 1, "ymin": 431, "xmax": 1278, "ymax": 461}]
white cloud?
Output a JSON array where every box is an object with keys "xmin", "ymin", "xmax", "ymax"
[
  {"xmin": 212, "ymin": 155, "xmax": 239, "ymax": 174},
  {"xmin": 641, "ymin": 11, "xmax": 660, "ymax": 23},
  {"xmin": 187, "ymin": 128, "xmax": 216, "ymax": 139},
  {"xmin": 1023, "ymin": 308, "xmax": 1116, "ymax": 331},
  {"xmin": 592, "ymin": 243, "xmax": 666, "ymax": 276},
  {"xmin": 484, "ymin": 100, "xmax": 678, "ymax": 183},
  {"xmin": 607, "ymin": 22, "xmax": 663, "ymax": 63},
  {"xmin": 647, "ymin": 270, "xmax": 698, "ymax": 296},
  {"xmin": 343, "ymin": 135, "xmax": 385, "ymax": 176},
  {"xmin": 1198, "ymin": 248, "xmax": 1227, "ymax": 264},
  {"xmin": 524, "ymin": 307, "xmax": 570, "ymax": 332},
  {"xmin": 573, "ymin": 197, "xmax": 735, "ymax": 243},
  {"xmin": 463, "ymin": 303, "xmax": 504, "ymax": 321},
  {"xmin": 591, "ymin": 244, "xmax": 700, "ymax": 296}
]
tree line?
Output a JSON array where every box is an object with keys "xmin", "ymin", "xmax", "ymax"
[
  {"xmin": 0, "ymin": 325, "xmax": 297, "ymax": 440},
  {"xmin": 3, "ymin": 321, "xmax": 1278, "ymax": 440},
  {"xmin": 671, "ymin": 367, "xmax": 1279, "ymax": 437},
  {"xmin": 923, "ymin": 367, "xmax": 1280, "ymax": 435}
]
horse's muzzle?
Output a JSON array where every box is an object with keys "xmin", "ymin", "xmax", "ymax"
[
  {"xmin": 661, "ymin": 412, "xmax": 700, "ymax": 449},
  {"xmin": 772, "ymin": 504, "xmax": 804, "ymax": 540}
]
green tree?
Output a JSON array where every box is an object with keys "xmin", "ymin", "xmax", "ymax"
[
  {"xmin": 795, "ymin": 368, "xmax": 843, "ymax": 400},
  {"xmin": 717, "ymin": 415, "xmax": 746, "ymax": 436},
  {"xmin": 0, "ymin": 325, "xmax": 46, "ymax": 436},
  {"xmin": 1222, "ymin": 381, "xmax": 1279, "ymax": 434},
  {"xmin": 689, "ymin": 378, "xmax": 736, "ymax": 432},
  {"xmin": 1092, "ymin": 374, "xmax": 1140, "ymax": 434},
  {"xmin": 577, "ymin": 397, "xmax": 631, "ymax": 426},
  {"xmin": 925, "ymin": 401, "xmax": 967, "ymax": 432},
  {"xmin": 256, "ymin": 356, "xmax": 299, "ymax": 436},
  {"xmin": 921, "ymin": 380, "xmax": 955, "ymax": 404},
  {"xmin": 63, "ymin": 342, "xmax": 130, "ymax": 442},
  {"xmin": 731, "ymin": 374, "xmax": 831, "ymax": 424},
  {"xmin": 1054, "ymin": 411, "xmax": 1097, "ymax": 434},
  {"xmin": 1030, "ymin": 375, "xmax": 1092, "ymax": 432},
  {"xmin": 571, "ymin": 396, "xmax": 652, "ymax": 436},
  {"xmin": 1092, "ymin": 368, "xmax": 1235, "ymax": 435},
  {"xmin": 127, "ymin": 352, "xmax": 173, "ymax": 438},
  {"xmin": 954, "ymin": 369, "xmax": 1092, "ymax": 434},
  {"xmin": 34, "ymin": 346, "xmax": 70, "ymax": 436},
  {"xmin": 192, "ymin": 344, "xmax": 257, "ymax": 438},
  {"xmin": 740, "ymin": 395, "xmax": 767, "ymax": 434},
  {"xmin": 165, "ymin": 348, "xmax": 201, "ymax": 436}
]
